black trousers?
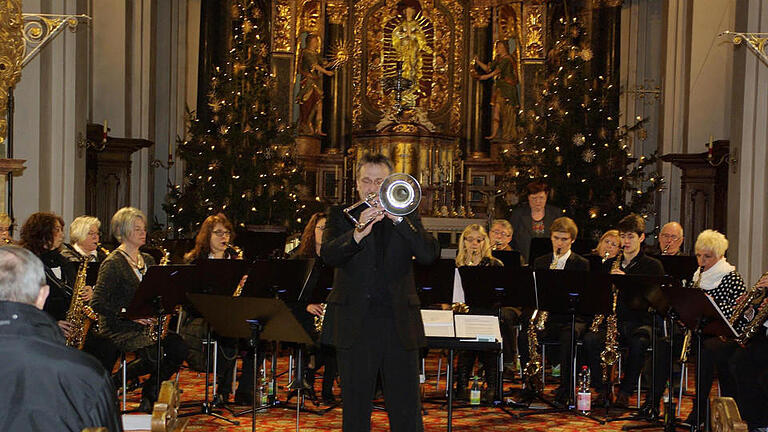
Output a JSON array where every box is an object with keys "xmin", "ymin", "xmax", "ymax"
[
  {"xmin": 583, "ymin": 320, "xmax": 666, "ymax": 398},
  {"xmin": 729, "ymin": 332, "xmax": 768, "ymax": 429},
  {"xmin": 689, "ymin": 336, "xmax": 738, "ymax": 412},
  {"xmin": 336, "ymin": 315, "xmax": 423, "ymax": 432},
  {"xmin": 134, "ymin": 333, "xmax": 189, "ymax": 401},
  {"xmin": 518, "ymin": 315, "xmax": 584, "ymax": 389}
]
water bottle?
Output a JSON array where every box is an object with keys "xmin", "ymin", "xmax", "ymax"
[
  {"xmin": 470, "ymin": 376, "xmax": 481, "ymax": 406},
  {"xmin": 576, "ymin": 365, "xmax": 591, "ymax": 413},
  {"xmin": 259, "ymin": 367, "xmax": 269, "ymax": 407}
]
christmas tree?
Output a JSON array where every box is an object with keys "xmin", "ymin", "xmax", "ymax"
[
  {"xmin": 504, "ymin": 16, "xmax": 662, "ymax": 240},
  {"xmin": 165, "ymin": 1, "xmax": 302, "ymax": 235}
]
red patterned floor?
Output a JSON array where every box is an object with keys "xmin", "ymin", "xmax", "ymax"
[{"xmin": 121, "ymin": 353, "xmax": 700, "ymax": 431}]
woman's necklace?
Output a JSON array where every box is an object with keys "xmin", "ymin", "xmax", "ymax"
[{"xmin": 118, "ymin": 247, "xmax": 146, "ymax": 273}]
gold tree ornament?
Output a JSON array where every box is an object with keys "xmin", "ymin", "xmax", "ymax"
[{"xmin": 0, "ymin": 0, "xmax": 24, "ymax": 143}]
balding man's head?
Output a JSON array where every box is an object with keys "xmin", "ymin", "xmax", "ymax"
[
  {"xmin": 0, "ymin": 246, "xmax": 49, "ymax": 309},
  {"xmin": 659, "ymin": 222, "xmax": 684, "ymax": 255}
]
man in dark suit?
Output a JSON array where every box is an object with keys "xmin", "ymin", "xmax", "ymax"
[
  {"xmin": 508, "ymin": 181, "xmax": 563, "ymax": 263},
  {"xmin": 523, "ymin": 217, "xmax": 589, "ymax": 404},
  {"xmin": 582, "ymin": 213, "xmax": 665, "ymax": 412},
  {"xmin": 320, "ymin": 153, "xmax": 440, "ymax": 431}
]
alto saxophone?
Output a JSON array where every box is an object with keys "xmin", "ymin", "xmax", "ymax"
[
  {"xmin": 228, "ymin": 244, "xmax": 248, "ymax": 296},
  {"xmin": 523, "ymin": 249, "xmax": 560, "ymax": 391},
  {"xmin": 314, "ymin": 303, "xmax": 328, "ymax": 333},
  {"xmin": 680, "ymin": 267, "xmax": 704, "ymax": 362},
  {"xmin": 65, "ymin": 256, "xmax": 95, "ymax": 349}
]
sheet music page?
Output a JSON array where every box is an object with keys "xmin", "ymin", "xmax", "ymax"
[
  {"xmin": 421, "ymin": 309, "xmax": 455, "ymax": 337},
  {"xmin": 454, "ymin": 314, "xmax": 502, "ymax": 341},
  {"xmin": 452, "ymin": 268, "xmax": 464, "ymax": 303},
  {"xmin": 706, "ymin": 294, "xmax": 739, "ymax": 338}
]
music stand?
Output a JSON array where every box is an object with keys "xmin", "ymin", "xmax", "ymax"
[
  {"xmin": 187, "ymin": 293, "xmax": 314, "ymax": 432},
  {"xmin": 414, "ymin": 258, "xmax": 457, "ymax": 307},
  {"xmin": 666, "ymin": 285, "xmax": 738, "ymax": 432},
  {"xmin": 306, "ymin": 262, "xmax": 335, "ymax": 305},
  {"xmin": 124, "ymin": 265, "xmax": 196, "ymax": 401},
  {"xmin": 516, "ymin": 270, "xmax": 611, "ymax": 424},
  {"xmin": 652, "ymin": 255, "xmax": 699, "ymax": 286},
  {"xmin": 234, "ymin": 230, "xmax": 287, "ymax": 259},
  {"xmin": 491, "ymin": 250, "xmax": 523, "ymax": 269}
]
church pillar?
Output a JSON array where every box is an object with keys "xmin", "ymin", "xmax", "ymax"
[
  {"xmin": 323, "ymin": 1, "xmax": 348, "ymax": 154},
  {"xmin": 468, "ymin": 4, "xmax": 491, "ymax": 158}
]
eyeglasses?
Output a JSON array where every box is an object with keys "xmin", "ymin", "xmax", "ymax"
[
  {"xmin": 315, "ymin": 225, "xmax": 326, "ymax": 231},
  {"xmin": 212, "ymin": 230, "xmax": 231, "ymax": 237},
  {"xmin": 660, "ymin": 233, "xmax": 679, "ymax": 241},
  {"xmin": 464, "ymin": 236, "xmax": 484, "ymax": 243},
  {"xmin": 490, "ymin": 229, "xmax": 511, "ymax": 237}
]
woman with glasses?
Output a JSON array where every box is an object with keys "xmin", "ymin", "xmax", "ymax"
[
  {"xmin": 183, "ymin": 213, "xmax": 245, "ymax": 405},
  {"xmin": 92, "ymin": 207, "xmax": 189, "ymax": 412},
  {"xmin": 453, "ymin": 224, "xmax": 503, "ymax": 402}
]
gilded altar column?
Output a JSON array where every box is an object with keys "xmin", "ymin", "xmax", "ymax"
[
  {"xmin": 469, "ymin": 3, "xmax": 491, "ymax": 158},
  {"xmin": 323, "ymin": 1, "xmax": 348, "ymax": 154}
]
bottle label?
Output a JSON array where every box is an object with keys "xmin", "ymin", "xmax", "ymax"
[
  {"xmin": 268, "ymin": 381, "xmax": 275, "ymax": 396},
  {"xmin": 577, "ymin": 391, "xmax": 591, "ymax": 411},
  {"xmin": 260, "ymin": 390, "xmax": 268, "ymax": 406},
  {"xmin": 470, "ymin": 389, "xmax": 481, "ymax": 405}
]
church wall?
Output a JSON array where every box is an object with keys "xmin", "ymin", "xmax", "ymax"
[
  {"xmin": 13, "ymin": 0, "xmax": 88, "ymax": 231},
  {"xmin": 728, "ymin": 0, "xmax": 768, "ymax": 286}
]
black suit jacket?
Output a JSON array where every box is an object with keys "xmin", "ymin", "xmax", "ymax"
[
  {"xmin": 319, "ymin": 205, "xmax": 440, "ymax": 350},
  {"xmin": 533, "ymin": 251, "xmax": 590, "ymax": 271},
  {"xmin": 603, "ymin": 251, "xmax": 664, "ymax": 325},
  {"xmin": 508, "ymin": 203, "xmax": 563, "ymax": 263}
]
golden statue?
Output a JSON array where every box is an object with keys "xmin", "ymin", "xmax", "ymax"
[
  {"xmin": 296, "ymin": 34, "xmax": 334, "ymax": 136},
  {"xmin": 473, "ymin": 40, "xmax": 520, "ymax": 140},
  {"xmin": 391, "ymin": 6, "xmax": 432, "ymax": 106}
]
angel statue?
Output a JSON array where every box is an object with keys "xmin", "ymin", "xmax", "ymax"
[
  {"xmin": 392, "ymin": 6, "xmax": 432, "ymax": 106},
  {"xmin": 296, "ymin": 34, "xmax": 334, "ymax": 136},
  {"xmin": 473, "ymin": 40, "xmax": 520, "ymax": 140}
]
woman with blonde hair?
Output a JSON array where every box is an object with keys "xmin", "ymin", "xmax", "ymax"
[
  {"xmin": 454, "ymin": 224, "xmax": 502, "ymax": 402},
  {"xmin": 592, "ymin": 229, "xmax": 620, "ymax": 261},
  {"xmin": 92, "ymin": 207, "xmax": 188, "ymax": 412}
]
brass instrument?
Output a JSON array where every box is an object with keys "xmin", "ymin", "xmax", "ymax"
[
  {"xmin": 662, "ymin": 243, "xmax": 670, "ymax": 254},
  {"xmin": 523, "ymin": 310, "xmax": 545, "ymax": 391},
  {"xmin": 590, "ymin": 250, "xmax": 624, "ymax": 332},
  {"xmin": 602, "ymin": 250, "xmax": 610, "ymax": 263},
  {"xmin": 344, "ymin": 173, "xmax": 421, "ymax": 230},
  {"xmin": 728, "ymin": 271, "xmax": 768, "ymax": 346},
  {"xmin": 226, "ymin": 243, "xmax": 244, "ymax": 260},
  {"xmin": 313, "ymin": 303, "xmax": 328, "ymax": 333},
  {"xmin": 600, "ymin": 287, "xmax": 619, "ymax": 381},
  {"xmin": 65, "ymin": 256, "xmax": 95, "ymax": 349},
  {"xmin": 680, "ymin": 267, "xmax": 704, "ymax": 362}
]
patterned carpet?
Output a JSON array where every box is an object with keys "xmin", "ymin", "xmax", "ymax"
[{"xmin": 121, "ymin": 351, "xmax": 700, "ymax": 431}]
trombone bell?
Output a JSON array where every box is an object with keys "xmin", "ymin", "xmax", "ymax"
[{"xmin": 343, "ymin": 173, "xmax": 422, "ymax": 229}]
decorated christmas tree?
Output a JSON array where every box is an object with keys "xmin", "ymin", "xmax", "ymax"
[
  {"xmin": 164, "ymin": 1, "xmax": 302, "ymax": 235},
  {"xmin": 504, "ymin": 16, "xmax": 662, "ymax": 240}
]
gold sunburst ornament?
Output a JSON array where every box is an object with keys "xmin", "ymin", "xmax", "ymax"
[{"xmin": 327, "ymin": 40, "xmax": 350, "ymax": 70}]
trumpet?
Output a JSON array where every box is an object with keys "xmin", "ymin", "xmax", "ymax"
[{"xmin": 343, "ymin": 173, "xmax": 421, "ymax": 230}]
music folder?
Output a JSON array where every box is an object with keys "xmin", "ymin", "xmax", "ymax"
[{"xmin": 664, "ymin": 285, "xmax": 738, "ymax": 338}]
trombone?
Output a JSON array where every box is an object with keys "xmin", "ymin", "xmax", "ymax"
[{"xmin": 343, "ymin": 173, "xmax": 422, "ymax": 229}]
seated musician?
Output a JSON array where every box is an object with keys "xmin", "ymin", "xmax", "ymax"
[
  {"xmin": 591, "ymin": 229, "xmax": 620, "ymax": 262},
  {"xmin": 490, "ymin": 219, "xmax": 513, "ymax": 252},
  {"xmin": 183, "ymin": 213, "xmax": 244, "ymax": 405},
  {"xmin": 18, "ymin": 212, "xmax": 76, "ymax": 338},
  {"xmin": 527, "ymin": 217, "xmax": 589, "ymax": 405},
  {"xmin": 0, "ymin": 246, "xmax": 121, "ymax": 432},
  {"xmin": 582, "ymin": 213, "xmax": 664, "ymax": 410},
  {"xmin": 291, "ymin": 212, "xmax": 338, "ymax": 405},
  {"xmin": 0, "ymin": 212, "xmax": 12, "ymax": 244},
  {"xmin": 58, "ymin": 215, "xmax": 120, "ymax": 372},
  {"xmin": 91, "ymin": 207, "xmax": 188, "ymax": 412},
  {"xmin": 728, "ymin": 272, "xmax": 768, "ymax": 432},
  {"xmin": 656, "ymin": 221, "xmax": 684, "ymax": 256},
  {"xmin": 454, "ymin": 224, "xmax": 503, "ymax": 401},
  {"xmin": 678, "ymin": 230, "xmax": 746, "ymax": 426}
]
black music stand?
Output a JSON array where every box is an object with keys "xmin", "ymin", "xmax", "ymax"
[
  {"xmin": 124, "ymin": 265, "xmax": 195, "ymax": 403},
  {"xmin": 491, "ymin": 250, "xmax": 523, "ymax": 268},
  {"xmin": 652, "ymin": 255, "xmax": 700, "ymax": 286},
  {"xmin": 665, "ymin": 285, "xmax": 737, "ymax": 432},
  {"xmin": 601, "ymin": 274, "xmax": 672, "ymax": 424},
  {"xmin": 187, "ymin": 293, "xmax": 315, "ymax": 432},
  {"xmin": 516, "ymin": 270, "xmax": 610, "ymax": 424},
  {"xmin": 234, "ymin": 230, "xmax": 287, "ymax": 259},
  {"xmin": 414, "ymin": 258, "xmax": 457, "ymax": 307}
]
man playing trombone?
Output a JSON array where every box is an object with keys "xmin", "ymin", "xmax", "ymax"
[{"xmin": 320, "ymin": 153, "xmax": 440, "ymax": 431}]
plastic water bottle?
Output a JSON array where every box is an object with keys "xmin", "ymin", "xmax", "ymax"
[
  {"xmin": 259, "ymin": 367, "xmax": 269, "ymax": 407},
  {"xmin": 470, "ymin": 376, "xmax": 481, "ymax": 406},
  {"xmin": 576, "ymin": 365, "xmax": 591, "ymax": 413}
]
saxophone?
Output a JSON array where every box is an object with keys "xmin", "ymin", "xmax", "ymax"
[
  {"xmin": 590, "ymin": 250, "xmax": 623, "ymax": 332},
  {"xmin": 729, "ymin": 271, "xmax": 768, "ymax": 346},
  {"xmin": 523, "ymin": 249, "xmax": 560, "ymax": 391},
  {"xmin": 65, "ymin": 256, "xmax": 95, "ymax": 349},
  {"xmin": 228, "ymin": 244, "xmax": 248, "ymax": 296},
  {"xmin": 313, "ymin": 303, "xmax": 328, "ymax": 333},
  {"xmin": 680, "ymin": 267, "xmax": 703, "ymax": 362}
]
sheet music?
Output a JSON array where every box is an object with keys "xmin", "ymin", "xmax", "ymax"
[
  {"xmin": 706, "ymin": 294, "xmax": 739, "ymax": 338},
  {"xmin": 454, "ymin": 314, "xmax": 502, "ymax": 341},
  {"xmin": 421, "ymin": 309, "xmax": 455, "ymax": 337},
  {"xmin": 452, "ymin": 267, "xmax": 464, "ymax": 303},
  {"xmin": 122, "ymin": 414, "xmax": 151, "ymax": 430}
]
